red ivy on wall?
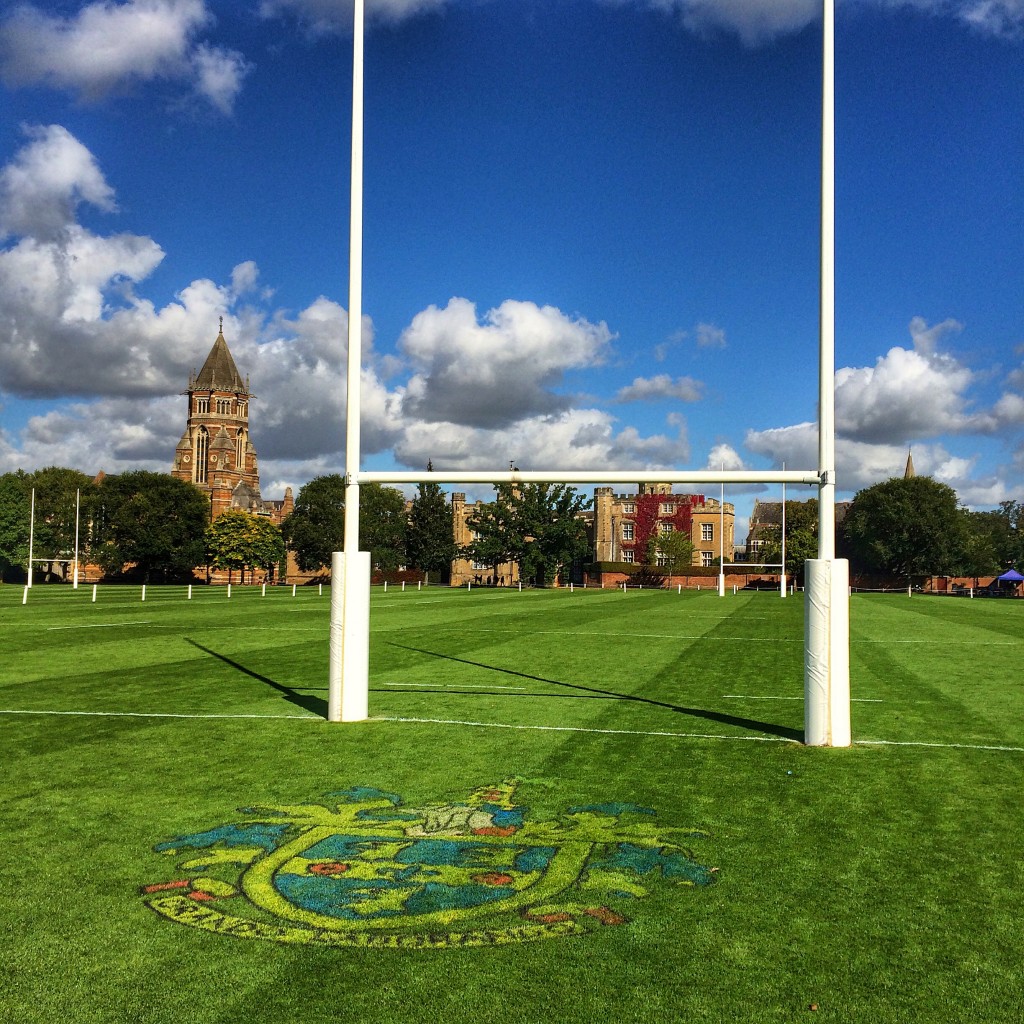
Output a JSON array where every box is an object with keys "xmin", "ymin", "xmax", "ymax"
[{"xmin": 622, "ymin": 494, "xmax": 703, "ymax": 561}]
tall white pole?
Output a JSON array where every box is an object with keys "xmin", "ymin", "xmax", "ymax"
[
  {"xmin": 780, "ymin": 466, "xmax": 787, "ymax": 598},
  {"xmin": 717, "ymin": 471, "xmax": 725, "ymax": 597},
  {"xmin": 805, "ymin": 0, "xmax": 851, "ymax": 747},
  {"xmin": 27, "ymin": 487, "xmax": 35, "ymax": 588},
  {"xmin": 73, "ymin": 487, "xmax": 81, "ymax": 588},
  {"xmin": 329, "ymin": 0, "xmax": 370, "ymax": 722}
]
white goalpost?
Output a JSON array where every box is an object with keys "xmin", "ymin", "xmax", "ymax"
[{"xmin": 330, "ymin": 0, "xmax": 851, "ymax": 746}]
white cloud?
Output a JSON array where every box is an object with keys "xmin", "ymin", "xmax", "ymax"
[
  {"xmin": 258, "ymin": 0, "xmax": 452, "ymax": 35},
  {"xmin": 695, "ymin": 322, "xmax": 727, "ymax": 349},
  {"xmin": 0, "ymin": 125, "xmax": 116, "ymax": 241},
  {"xmin": 611, "ymin": 1, "xmax": 1024, "ymax": 45},
  {"xmin": 707, "ymin": 442, "xmax": 746, "ymax": 470},
  {"xmin": 400, "ymin": 297, "xmax": 614, "ymax": 429},
  {"xmin": 0, "ymin": 0, "xmax": 250, "ymax": 113},
  {"xmin": 615, "ymin": 374, "xmax": 704, "ymax": 403}
]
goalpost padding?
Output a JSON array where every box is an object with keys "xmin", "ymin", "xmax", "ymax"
[
  {"xmin": 329, "ymin": 551, "xmax": 371, "ymax": 722},
  {"xmin": 804, "ymin": 558, "xmax": 851, "ymax": 746}
]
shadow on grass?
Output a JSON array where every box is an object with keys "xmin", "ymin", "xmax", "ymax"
[
  {"xmin": 385, "ymin": 641, "xmax": 803, "ymax": 742},
  {"xmin": 185, "ymin": 639, "xmax": 327, "ymax": 718}
]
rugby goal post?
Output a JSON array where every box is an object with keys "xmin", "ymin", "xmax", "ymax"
[{"xmin": 330, "ymin": 0, "xmax": 850, "ymax": 746}]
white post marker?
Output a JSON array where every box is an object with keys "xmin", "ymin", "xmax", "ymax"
[
  {"xmin": 227, "ymin": 583, "xmax": 232, "ymax": 599},
  {"xmin": 142, "ymin": 584, "xmax": 146, "ymax": 602},
  {"xmin": 92, "ymin": 584, "xmax": 97, "ymax": 603},
  {"xmin": 262, "ymin": 582, "xmax": 266, "ymax": 597},
  {"xmin": 27, "ymin": 488, "xmax": 35, "ymax": 589},
  {"xmin": 73, "ymin": 487, "xmax": 81, "ymax": 588},
  {"xmin": 804, "ymin": 0, "xmax": 851, "ymax": 748},
  {"xmin": 327, "ymin": 0, "xmax": 372, "ymax": 723},
  {"xmin": 22, "ymin": 585, "xmax": 28, "ymax": 605},
  {"xmin": 188, "ymin": 584, "xmax": 193, "ymax": 600},
  {"xmin": 292, "ymin": 584, "xmax": 297, "ymax": 597}
]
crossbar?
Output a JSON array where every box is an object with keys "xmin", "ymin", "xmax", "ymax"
[{"xmin": 358, "ymin": 470, "xmax": 821, "ymax": 487}]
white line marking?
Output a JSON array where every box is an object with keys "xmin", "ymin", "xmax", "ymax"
[
  {"xmin": 371, "ymin": 715, "xmax": 795, "ymax": 743},
  {"xmin": 47, "ymin": 621, "xmax": 152, "ymax": 630},
  {"xmin": 379, "ymin": 683, "xmax": 528, "ymax": 690},
  {"xmin": 721, "ymin": 695, "xmax": 884, "ymax": 703},
  {"xmin": 0, "ymin": 709, "xmax": 320, "ymax": 721},
  {"xmin": 461, "ymin": 628, "xmax": 799, "ymax": 642},
  {"xmin": 856, "ymin": 739, "xmax": 1024, "ymax": 753}
]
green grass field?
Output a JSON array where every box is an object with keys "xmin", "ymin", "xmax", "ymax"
[{"xmin": 2, "ymin": 584, "xmax": 1022, "ymax": 1023}]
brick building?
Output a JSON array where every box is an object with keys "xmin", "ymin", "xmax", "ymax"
[{"xmin": 171, "ymin": 323, "xmax": 293, "ymax": 526}]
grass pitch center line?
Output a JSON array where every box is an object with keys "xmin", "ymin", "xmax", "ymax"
[
  {"xmin": 459, "ymin": 627, "xmax": 800, "ymax": 642},
  {"xmin": 722, "ymin": 694, "xmax": 884, "ymax": 703}
]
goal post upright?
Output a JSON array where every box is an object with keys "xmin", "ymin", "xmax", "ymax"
[
  {"xmin": 329, "ymin": 0, "xmax": 371, "ymax": 724},
  {"xmin": 804, "ymin": 0, "xmax": 852, "ymax": 747}
]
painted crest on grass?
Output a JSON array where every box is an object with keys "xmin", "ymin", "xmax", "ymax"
[{"xmin": 141, "ymin": 780, "xmax": 716, "ymax": 948}]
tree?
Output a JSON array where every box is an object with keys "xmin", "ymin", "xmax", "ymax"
[
  {"xmin": 842, "ymin": 476, "xmax": 971, "ymax": 578},
  {"xmin": 750, "ymin": 499, "xmax": 819, "ymax": 584},
  {"xmin": 281, "ymin": 474, "xmax": 345, "ymax": 572},
  {"xmin": 281, "ymin": 476, "xmax": 408, "ymax": 573},
  {"xmin": 92, "ymin": 471, "xmax": 210, "ymax": 582},
  {"xmin": 25, "ymin": 467, "xmax": 99, "ymax": 578},
  {"xmin": 207, "ymin": 511, "xmax": 286, "ymax": 583},
  {"xmin": 361, "ymin": 483, "xmax": 408, "ymax": 572},
  {"xmin": 406, "ymin": 478, "xmax": 457, "ymax": 583},
  {"xmin": 648, "ymin": 528, "xmax": 696, "ymax": 574},
  {"xmin": 467, "ymin": 483, "xmax": 591, "ymax": 587},
  {"xmin": 0, "ymin": 472, "xmax": 31, "ymax": 582}
]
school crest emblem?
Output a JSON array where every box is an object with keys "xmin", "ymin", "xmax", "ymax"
[{"xmin": 141, "ymin": 779, "xmax": 716, "ymax": 948}]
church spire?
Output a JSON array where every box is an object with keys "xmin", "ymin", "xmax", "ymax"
[{"xmin": 904, "ymin": 449, "xmax": 916, "ymax": 478}]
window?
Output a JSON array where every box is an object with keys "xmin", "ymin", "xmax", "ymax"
[
  {"xmin": 621, "ymin": 522, "xmax": 634, "ymax": 541},
  {"xmin": 702, "ymin": 523, "xmax": 713, "ymax": 542},
  {"xmin": 237, "ymin": 402, "xmax": 247, "ymax": 417},
  {"xmin": 622, "ymin": 502, "xmax": 635, "ymax": 514},
  {"xmin": 660, "ymin": 502, "xmax": 675, "ymax": 515},
  {"xmin": 236, "ymin": 431, "xmax": 245, "ymax": 468},
  {"xmin": 472, "ymin": 560, "xmax": 488, "ymax": 570},
  {"xmin": 656, "ymin": 553, "xmax": 668, "ymax": 567},
  {"xmin": 216, "ymin": 398, "xmax": 231, "ymax": 415},
  {"xmin": 622, "ymin": 550, "xmax": 635, "ymax": 563},
  {"xmin": 195, "ymin": 397, "xmax": 209, "ymax": 414},
  {"xmin": 701, "ymin": 551, "xmax": 714, "ymax": 567},
  {"xmin": 659, "ymin": 522, "xmax": 674, "ymax": 535},
  {"xmin": 195, "ymin": 428, "xmax": 209, "ymax": 484}
]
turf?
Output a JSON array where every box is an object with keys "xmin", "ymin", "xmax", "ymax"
[{"xmin": 1, "ymin": 584, "xmax": 1022, "ymax": 1023}]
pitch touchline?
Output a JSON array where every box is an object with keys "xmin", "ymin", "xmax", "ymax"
[
  {"xmin": 381, "ymin": 683, "xmax": 528, "ymax": 691},
  {"xmin": 47, "ymin": 621, "xmax": 152, "ymax": 630}
]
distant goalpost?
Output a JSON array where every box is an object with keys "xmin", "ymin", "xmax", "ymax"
[{"xmin": 330, "ymin": 0, "xmax": 850, "ymax": 747}]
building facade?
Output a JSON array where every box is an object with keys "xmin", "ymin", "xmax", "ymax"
[
  {"xmin": 591, "ymin": 483, "xmax": 734, "ymax": 568},
  {"xmin": 171, "ymin": 323, "xmax": 293, "ymax": 526}
]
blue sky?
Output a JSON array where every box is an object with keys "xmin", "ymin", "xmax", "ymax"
[{"xmin": 1, "ymin": 0, "xmax": 1022, "ymax": 537}]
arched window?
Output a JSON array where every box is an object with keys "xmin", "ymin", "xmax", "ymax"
[
  {"xmin": 196, "ymin": 428, "xmax": 209, "ymax": 483},
  {"xmin": 236, "ymin": 430, "xmax": 245, "ymax": 469}
]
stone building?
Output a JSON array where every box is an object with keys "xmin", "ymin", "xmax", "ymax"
[
  {"xmin": 590, "ymin": 483, "xmax": 734, "ymax": 568},
  {"xmin": 171, "ymin": 322, "xmax": 293, "ymax": 526},
  {"xmin": 448, "ymin": 482, "xmax": 735, "ymax": 585}
]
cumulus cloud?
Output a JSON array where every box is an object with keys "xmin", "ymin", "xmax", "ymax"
[
  {"xmin": 0, "ymin": 0, "xmax": 250, "ymax": 113},
  {"xmin": 399, "ymin": 297, "xmax": 614, "ymax": 429},
  {"xmin": 615, "ymin": 374, "xmax": 704, "ymax": 403},
  {"xmin": 0, "ymin": 125, "xmax": 116, "ymax": 241},
  {"xmin": 259, "ymin": 0, "xmax": 452, "ymax": 34},
  {"xmin": 610, "ymin": 1, "xmax": 1024, "ymax": 45}
]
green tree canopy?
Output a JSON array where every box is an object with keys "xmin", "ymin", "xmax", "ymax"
[
  {"xmin": 26, "ymin": 467, "xmax": 99, "ymax": 565},
  {"xmin": 750, "ymin": 499, "xmax": 819, "ymax": 584},
  {"xmin": 281, "ymin": 476, "xmax": 408, "ymax": 573},
  {"xmin": 406, "ymin": 478, "xmax": 457, "ymax": 583},
  {"xmin": 0, "ymin": 471, "xmax": 31, "ymax": 581},
  {"xmin": 93, "ymin": 471, "xmax": 210, "ymax": 582},
  {"xmin": 647, "ymin": 527, "xmax": 696, "ymax": 574},
  {"xmin": 467, "ymin": 483, "xmax": 590, "ymax": 587},
  {"xmin": 281, "ymin": 474, "xmax": 345, "ymax": 572},
  {"xmin": 207, "ymin": 511, "xmax": 286, "ymax": 583},
  {"xmin": 842, "ymin": 476, "xmax": 971, "ymax": 577}
]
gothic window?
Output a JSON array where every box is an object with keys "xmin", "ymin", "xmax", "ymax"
[
  {"xmin": 237, "ymin": 402, "xmax": 247, "ymax": 418},
  {"xmin": 216, "ymin": 398, "xmax": 231, "ymax": 415},
  {"xmin": 195, "ymin": 397, "xmax": 209, "ymax": 414},
  {"xmin": 236, "ymin": 430, "xmax": 245, "ymax": 469},
  {"xmin": 195, "ymin": 428, "xmax": 209, "ymax": 484}
]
